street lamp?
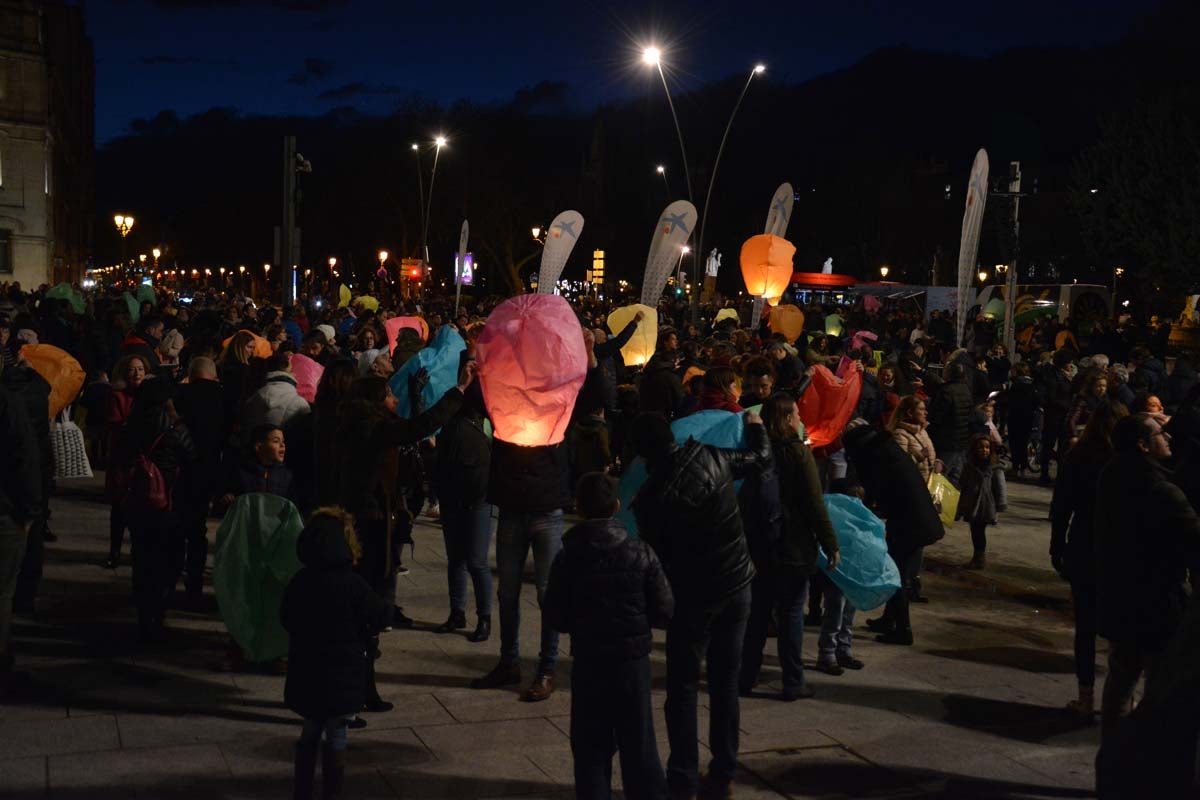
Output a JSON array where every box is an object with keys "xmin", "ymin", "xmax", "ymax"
[
  {"xmin": 978, "ymin": 270, "xmax": 989, "ymax": 283},
  {"xmin": 113, "ymin": 214, "xmax": 134, "ymax": 270},
  {"xmin": 139, "ymin": 254, "xmax": 147, "ymax": 268},
  {"xmin": 421, "ymin": 135, "xmax": 448, "ymax": 266},
  {"xmin": 880, "ymin": 265, "xmax": 889, "ymax": 278},
  {"xmin": 655, "ymin": 164, "xmax": 671, "ymax": 198},
  {"xmin": 642, "ymin": 46, "xmax": 691, "ymax": 203},
  {"xmin": 152, "ymin": 247, "xmax": 161, "ymax": 267},
  {"xmin": 693, "ymin": 61, "xmax": 767, "ymax": 325}
]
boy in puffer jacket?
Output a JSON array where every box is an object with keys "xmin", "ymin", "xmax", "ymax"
[{"xmin": 544, "ymin": 473, "xmax": 675, "ymax": 800}]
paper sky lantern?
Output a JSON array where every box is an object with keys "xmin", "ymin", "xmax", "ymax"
[
  {"xmin": 222, "ymin": 330, "xmax": 274, "ymax": 359},
  {"xmin": 477, "ymin": 294, "xmax": 587, "ymax": 446},
  {"xmin": 983, "ymin": 298, "xmax": 1006, "ymax": 320},
  {"xmin": 385, "ymin": 316, "xmax": 429, "ymax": 355},
  {"xmin": 607, "ymin": 304, "xmax": 657, "ymax": 367},
  {"xmin": 356, "ymin": 295, "xmax": 380, "ymax": 312},
  {"xmin": 714, "ymin": 308, "xmax": 740, "ymax": 327},
  {"xmin": 20, "ymin": 344, "xmax": 85, "ymax": 419},
  {"xmin": 337, "ymin": 284, "xmax": 352, "ymax": 309},
  {"xmin": 290, "ymin": 353, "xmax": 324, "ymax": 403},
  {"xmin": 122, "ymin": 292, "xmax": 140, "ymax": 324},
  {"xmin": 46, "ymin": 283, "xmax": 85, "ymax": 315},
  {"xmin": 388, "ymin": 326, "xmax": 466, "ymax": 419},
  {"xmin": 798, "ymin": 365, "xmax": 862, "ymax": 448},
  {"xmin": 825, "ymin": 312, "xmax": 845, "ymax": 337},
  {"xmin": 740, "ymin": 234, "xmax": 795, "ymax": 300},
  {"xmin": 768, "ymin": 304, "xmax": 805, "ymax": 343}
]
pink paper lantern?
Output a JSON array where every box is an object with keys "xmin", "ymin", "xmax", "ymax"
[
  {"xmin": 477, "ymin": 294, "xmax": 587, "ymax": 446},
  {"xmin": 290, "ymin": 353, "xmax": 324, "ymax": 403},
  {"xmin": 385, "ymin": 316, "xmax": 429, "ymax": 354}
]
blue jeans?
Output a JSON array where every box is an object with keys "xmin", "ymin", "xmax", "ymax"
[
  {"xmin": 0, "ymin": 515, "xmax": 28, "ymax": 665},
  {"xmin": 496, "ymin": 509, "xmax": 563, "ymax": 674},
  {"xmin": 739, "ymin": 567, "xmax": 809, "ymax": 694},
  {"xmin": 571, "ymin": 656, "xmax": 665, "ymax": 800},
  {"xmin": 441, "ymin": 503, "xmax": 494, "ymax": 616},
  {"xmin": 817, "ymin": 581, "xmax": 856, "ymax": 663},
  {"xmin": 299, "ymin": 717, "xmax": 348, "ymax": 752},
  {"xmin": 942, "ymin": 450, "xmax": 965, "ymax": 486},
  {"xmin": 665, "ymin": 584, "xmax": 752, "ymax": 794}
]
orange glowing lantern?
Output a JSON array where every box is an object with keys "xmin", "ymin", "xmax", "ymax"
[
  {"xmin": 767, "ymin": 304, "xmax": 806, "ymax": 344},
  {"xmin": 19, "ymin": 344, "xmax": 85, "ymax": 419},
  {"xmin": 477, "ymin": 294, "xmax": 588, "ymax": 447},
  {"xmin": 740, "ymin": 234, "xmax": 795, "ymax": 300},
  {"xmin": 222, "ymin": 330, "xmax": 274, "ymax": 359}
]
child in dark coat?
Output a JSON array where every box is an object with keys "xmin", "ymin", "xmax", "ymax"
[
  {"xmin": 956, "ymin": 434, "xmax": 1009, "ymax": 569},
  {"xmin": 544, "ymin": 473, "xmax": 675, "ymax": 800},
  {"xmin": 281, "ymin": 508, "xmax": 390, "ymax": 800}
]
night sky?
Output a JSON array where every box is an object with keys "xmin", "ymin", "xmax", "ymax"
[{"xmin": 88, "ymin": 0, "xmax": 1152, "ymax": 144}]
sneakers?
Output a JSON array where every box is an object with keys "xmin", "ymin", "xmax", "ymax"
[
  {"xmin": 471, "ymin": 661, "xmax": 522, "ymax": 690},
  {"xmin": 521, "ymin": 673, "xmax": 556, "ymax": 702}
]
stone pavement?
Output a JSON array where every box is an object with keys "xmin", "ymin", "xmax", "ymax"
[{"xmin": 1, "ymin": 475, "xmax": 1102, "ymax": 799}]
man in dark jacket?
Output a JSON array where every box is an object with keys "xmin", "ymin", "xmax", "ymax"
[
  {"xmin": 1094, "ymin": 413, "xmax": 1200, "ymax": 740},
  {"xmin": 544, "ymin": 472, "xmax": 674, "ymax": 800},
  {"xmin": 593, "ymin": 310, "xmax": 642, "ymax": 413},
  {"xmin": 281, "ymin": 509, "xmax": 391, "ymax": 800},
  {"xmin": 631, "ymin": 411, "xmax": 770, "ymax": 800},
  {"xmin": 472, "ymin": 435, "xmax": 572, "ymax": 701},
  {"xmin": 0, "ymin": 383, "xmax": 42, "ymax": 675},
  {"xmin": 2, "ymin": 360, "xmax": 51, "ymax": 613},
  {"xmin": 121, "ymin": 315, "xmax": 165, "ymax": 377},
  {"xmin": 173, "ymin": 357, "xmax": 227, "ymax": 600},
  {"xmin": 638, "ymin": 331, "xmax": 684, "ymax": 419},
  {"xmin": 926, "ymin": 362, "xmax": 972, "ymax": 484},
  {"xmin": 1038, "ymin": 350, "xmax": 1076, "ymax": 484}
]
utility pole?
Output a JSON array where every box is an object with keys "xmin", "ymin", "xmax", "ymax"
[
  {"xmin": 281, "ymin": 136, "xmax": 296, "ymax": 306},
  {"xmin": 1003, "ymin": 161, "xmax": 1021, "ymax": 356}
]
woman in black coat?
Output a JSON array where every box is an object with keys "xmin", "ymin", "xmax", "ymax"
[
  {"xmin": 1050, "ymin": 401, "xmax": 1128, "ymax": 720},
  {"xmin": 432, "ymin": 380, "xmax": 494, "ymax": 641},
  {"xmin": 843, "ymin": 419, "xmax": 943, "ymax": 645},
  {"xmin": 117, "ymin": 378, "xmax": 196, "ymax": 641},
  {"xmin": 281, "ymin": 509, "xmax": 390, "ymax": 800}
]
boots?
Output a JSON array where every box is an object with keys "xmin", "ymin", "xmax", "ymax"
[
  {"xmin": 908, "ymin": 575, "xmax": 929, "ymax": 604},
  {"xmin": 965, "ymin": 552, "xmax": 986, "ymax": 570},
  {"xmin": 434, "ymin": 609, "xmax": 467, "ymax": 634},
  {"xmin": 1065, "ymin": 686, "xmax": 1095, "ymax": 722},
  {"xmin": 875, "ymin": 628, "xmax": 914, "ymax": 646},
  {"xmin": 293, "ymin": 741, "xmax": 319, "ymax": 800},
  {"xmin": 320, "ymin": 743, "xmax": 345, "ymax": 799},
  {"xmin": 467, "ymin": 614, "xmax": 491, "ymax": 643}
]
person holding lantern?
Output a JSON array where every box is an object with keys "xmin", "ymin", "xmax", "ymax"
[{"xmin": 630, "ymin": 409, "xmax": 771, "ymax": 800}]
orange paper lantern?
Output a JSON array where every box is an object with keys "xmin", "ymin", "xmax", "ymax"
[
  {"xmin": 385, "ymin": 316, "xmax": 430, "ymax": 355},
  {"xmin": 768, "ymin": 304, "xmax": 806, "ymax": 344},
  {"xmin": 221, "ymin": 330, "xmax": 273, "ymax": 359},
  {"xmin": 740, "ymin": 234, "xmax": 795, "ymax": 299},
  {"xmin": 19, "ymin": 344, "xmax": 85, "ymax": 419}
]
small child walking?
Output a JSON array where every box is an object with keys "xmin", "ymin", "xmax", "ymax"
[
  {"xmin": 543, "ymin": 472, "xmax": 675, "ymax": 800},
  {"xmin": 956, "ymin": 434, "xmax": 1008, "ymax": 569},
  {"xmin": 281, "ymin": 508, "xmax": 390, "ymax": 800}
]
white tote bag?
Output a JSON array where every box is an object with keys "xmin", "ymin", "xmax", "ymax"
[{"xmin": 52, "ymin": 407, "xmax": 93, "ymax": 479}]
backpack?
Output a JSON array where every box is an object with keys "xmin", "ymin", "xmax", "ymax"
[{"xmin": 124, "ymin": 433, "xmax": 171, "ymax": 514}]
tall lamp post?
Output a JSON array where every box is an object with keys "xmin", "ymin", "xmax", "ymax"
[
  {"xmin": 642, "ymin": 48, "xmax": 691, "ymax": 204},
  {"xmin": 656, "ymin": 165, "xmax": 670, "ymax": 199},
  {"xmin": 113, "ymin": 214, "xmax": 134, "ymax": 275},
  {"xmin": 328, "ymin": 257, "xmax": 337, "ymax": 293},
  {"xmin": 420, "ymin": 136, "xmax": 447, "ymax": 267}
]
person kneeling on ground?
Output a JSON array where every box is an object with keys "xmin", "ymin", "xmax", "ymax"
[
  {"xmin": 544, "ymin": 472, "xmax": 674, "ymax": 800},
  {"xmin": 282, "ymin": 507, "xmax": 390, "ymax": 800}
]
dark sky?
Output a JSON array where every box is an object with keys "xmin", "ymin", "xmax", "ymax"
[{"xmin": 89, "ymin": 0, "xmax": 1153, "ymax": 143}]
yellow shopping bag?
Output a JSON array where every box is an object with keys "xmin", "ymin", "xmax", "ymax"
[{"xmin": 927, "ymin": 473, "xmax": 960, "ymax": 528}]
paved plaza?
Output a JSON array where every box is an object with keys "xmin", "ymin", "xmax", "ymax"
[{"xmin": 1, "ymin": 476, "xmax": 1100, "ymax": 799}]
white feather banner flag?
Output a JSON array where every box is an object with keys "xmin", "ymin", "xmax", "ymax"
[
  {"xmin": 537, "ymin": 210, "xmax": 584, "ymax": 294},
  {"xmin": 957, "ymin": 149, "xmax": 989, "ymax": 346},
  {"xmin": 765, "ymin": 182, "xmax": 794, "ymax": 238},
  {"xmin": 641, "ymin": 200, "xmax": 697, "ymax": 306}
]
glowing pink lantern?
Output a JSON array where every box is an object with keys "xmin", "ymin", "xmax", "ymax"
[
  {"xmin": 385, "ymin": 316, "xmax": 429, "ymax": 355},
  {"xmin": 477, "ymin": 294, "xmax": 587, "ymax": 446},
  {"xmin": 290, "ymin": 354, "xmax": 324, "ymax": 403}
]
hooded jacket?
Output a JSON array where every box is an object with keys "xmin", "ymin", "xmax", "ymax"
[
  {"xmin": 926, "ymin": 377, "xmax": 972, "ymax": 455},
  {"xmin": 632, "ymin": 422, "xmax": 771, "ymax": 604},
  {"xmin": 638, "ymin": 351, "xmax": 684, "ymax": 419},
  {"xmin": 242, "ymin": 371, "xmax": 310, "ymax": 432},
  {"xmin": 281, "ymin": 517, "xmax": 390, "ymax": 720},
  {"xmin": 543, "ymin": 517, "xmax": 674, "ymax": 661}
]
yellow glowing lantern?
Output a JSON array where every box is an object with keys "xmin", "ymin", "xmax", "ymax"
[
  {"xmin": 768, "ymin": 304, "xmax": 806, "ymax": 344},
  {"xmin": 606, "ymin": 304, "xmax": 658, "ymax": 367}
]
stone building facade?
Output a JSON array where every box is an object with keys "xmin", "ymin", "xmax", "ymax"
[{"xmin": 0, "ymin": 0, "xmax": 94, "ymax": 287}]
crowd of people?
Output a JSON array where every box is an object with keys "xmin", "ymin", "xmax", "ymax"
[{"xmin": 1, "ymin": 278, "xmax": 1199, "ymax": 798}]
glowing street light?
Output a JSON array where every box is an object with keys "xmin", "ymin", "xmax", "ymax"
[
  {"xmin": 531, "ymin": 227, "xmax": 541, "ymax": 240},
  {"xmin": 642, "ymin": 47, "xmax": 661, "ymax": 65},
  {"xmin": 880, "ymin": 265, "xmax": 889, "ymax": 278},
  {"xmin": 655, "ymin": 164, "xmax": 670, "ymax": 197},
  {"xmin": 113, "ymin": 214, "xmax": 134, "ymax": 237},
  {"xmin": 641, "ymin": 45, "xmax": 690, "ymax": 204},
  {"xmin": 978, "ymin": 270, "xmax": 989, "ymax": 283},
  {"xmin": 421, "ymin": 135, "xmax": 448, "ymax": 266},
  {"xmin": 378, "ymin": 250, "xmax": 389, "ymax": 265}
]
